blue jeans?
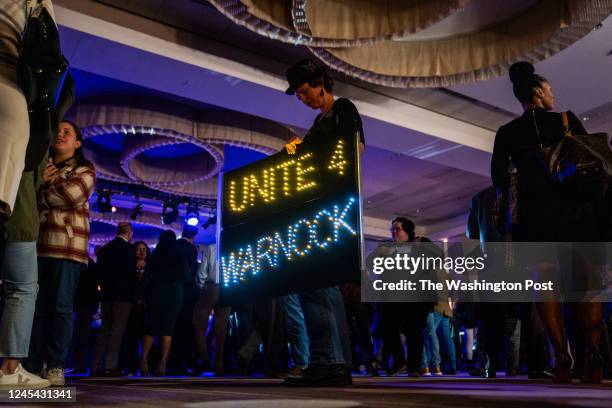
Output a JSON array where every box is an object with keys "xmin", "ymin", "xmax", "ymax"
[
  {"xmin": 421, "ymin": 312, "xmax": 456, "ymax": 371},
  {"xmin": 299, "ymin": 286, "xmax": 350, "ymax": 366},
  {"xmin": 0, "ymin": 241, "xmax": 38, "ymax": 358},
  {"xmin": 23, "ymin": 257, "xmax": 82, "ymax": 371},
  {"xmin": 282, "ymin": 294, "xmax": 310, "ymax": 367}
]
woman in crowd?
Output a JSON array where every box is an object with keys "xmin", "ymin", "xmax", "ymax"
[
  {"xmin": 491, "ymin": 61, "xmax": 608, "ymax": 384},
  {"xmin": 138, "ymin": 231, "xmax": 189, "ymax": 376},
  {"xmin": 0, "ymin": 0, "xmax": 43, "ymax": 258},
  {"xmin": 24, "ymin": 120, "xmax": 96, "ymax": 386},
  {"xmin": 0, "ymin": 129, "xmax": 51, "ymax": 388},
  {"xmin": 282, "ymin": 59, "xmax": 362, "ymax": 386},
  {"xmin": 135, "ymin": 242, "xmax": 150, "ymax": 280}
]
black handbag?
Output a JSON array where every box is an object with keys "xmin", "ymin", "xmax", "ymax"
[
  {"xmin": 18, "ymin": 0, "xmax": 75, "ymax": 171},
  {"xmin": 537, "ymin": 111, "xmax": 612, "ymax": 194}
]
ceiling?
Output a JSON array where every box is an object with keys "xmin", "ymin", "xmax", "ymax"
[{"xmin": 53, "ymin": 0, "xmax": 611, "ymax": 247}]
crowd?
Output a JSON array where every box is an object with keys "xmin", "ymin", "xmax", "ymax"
[{"xmin": 0, "ymin": 0, "xmax": 611, "ymax": 391}]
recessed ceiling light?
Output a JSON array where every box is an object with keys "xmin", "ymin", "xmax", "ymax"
[{"xmin": 583, "ymin": 116, "xmax": 590, "ymax": 121}]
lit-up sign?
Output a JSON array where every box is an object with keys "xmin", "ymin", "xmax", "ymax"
[{"xmin": 220, "ymin": 134, "xmax": 363, "ymax": 305}]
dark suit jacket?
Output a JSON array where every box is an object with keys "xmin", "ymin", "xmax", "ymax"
[
  {"xmin": 97, "ymin": 237, "xmax": 137, "ymax": 302},
  {"xmin": 176, "ymin": 238, "xmax": 198, "ymax": 300}
]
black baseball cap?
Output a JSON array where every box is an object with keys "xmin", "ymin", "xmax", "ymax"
[{"xmin": 285, "ymin": 59, "xmax": 327, "ymax": 95}]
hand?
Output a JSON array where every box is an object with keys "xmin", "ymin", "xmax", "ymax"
[
  {"xmin": 43, "ymin": 160, "xmax": 58, "ymax": 182},
  {"xmin": 284, "ymin": 136, "xmax": 302, "ymax": 155},
  {"xmin": 137, "ymin": 299, "xmax": 146, "ymax": 311}
]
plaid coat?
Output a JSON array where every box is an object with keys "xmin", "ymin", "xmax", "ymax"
[{"xmin": 37, "ymin": 157, "xmax": 96, "ymax": 265}]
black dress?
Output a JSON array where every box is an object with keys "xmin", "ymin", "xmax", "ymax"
[
  {"xmin": 140, "ymin": 247, "xmax": 190, "ymax": 336},
  {"xmin": 491, "ymin": 108, "xmax": 609, "ymax": 243}
]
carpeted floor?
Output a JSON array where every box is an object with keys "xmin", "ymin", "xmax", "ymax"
[{"xmin": 13, "ymin": 373, "xmax": 612, "ymax": 407}]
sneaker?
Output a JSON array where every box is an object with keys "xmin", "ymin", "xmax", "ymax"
[
  {"xmin": 45, "ymin": 367, "xmax": 65, "ymax": 386},
  {"xmin": 420, "ymin": 367, "xmax": 431, "ymax": 376},
  {"xmin": 433, "ymin": 367, "xmax": 443, "ymax": 376},
  {"xmin": 0, "ymin": 364, "xmax": 51, "ymax": 389}
]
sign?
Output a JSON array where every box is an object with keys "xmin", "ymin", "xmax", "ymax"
[{"xmin": 219, "ymin": 133, "xmax": 363, "ymax": 305}]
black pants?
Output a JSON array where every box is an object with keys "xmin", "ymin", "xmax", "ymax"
[
  {"xmin": 378, "ymin": 303, "xmax": 430, "ymax": 373},
  {"xmin": 169, "ymin": 288, "xmax": 196, "ymax": 372},
  {"xmin": 525, "ymin": 302, "xmax": 549, "ymax": 373},
  {"xmin": 119, "ymin": 307, "xmax": 144, "ymax": 373},
  {"xmin": 345, "ymin": 302, "xmax": 375, "ymax": 368},
  {"xmin": 70, "ymin": 305, "xmax": 94, "ymax": 372}
]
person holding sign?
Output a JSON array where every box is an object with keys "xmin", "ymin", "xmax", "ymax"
[{"xmin": 282, "ymin": 59, "xmax": 364, "ymax": 386}]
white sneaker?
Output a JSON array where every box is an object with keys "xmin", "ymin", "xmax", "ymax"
[
  {"xmin": 45, "ymin": 367, "xmax": 65, "ymax": 386},
  {"xmin": 0, "ymin": 364, "xmax": 51, "ymax": 389}
]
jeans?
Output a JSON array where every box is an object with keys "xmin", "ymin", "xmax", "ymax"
[
  {"xmin": 0, "ymin": 241, "xmax": 38, "ymax": 358},
  {"xmin": 23, "ymin": 257, "xmax": 82, "ymax": 372},
  {"xmin": 92, "ymin": 301, "xmax": 133, "ymax": 371},
  {"xmin": 422, "ymin": 312, "xmax": 456, "ymax": 371},
  {"xmin": 282, "ymin": 294, "xmax": 310, "ymax": 368},
  {"xmin": 299, "ymin": 286, "xmax": 350, "ymax": 366}
]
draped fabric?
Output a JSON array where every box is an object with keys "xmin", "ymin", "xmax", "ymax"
[
  {"xmin": 70, "ymin": 97, "xmax": 293, "ymax": 198},
  {"xmin": 210, "ymin": 0, "xmax": 612, "ymax": 87}
]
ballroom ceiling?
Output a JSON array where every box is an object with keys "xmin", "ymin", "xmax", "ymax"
[{"xmin": 53, "ymin": 0, "xmax": 612, "ymax": 249}]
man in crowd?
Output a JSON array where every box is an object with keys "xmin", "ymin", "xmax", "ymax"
[
  {"xmin": 193, "ymin": 243, "xmax": 231, "ymax": 376},
  {"xmin": 91, "ymin": 222, "xmax": 137, "ymax": 376},
  {"xmin": 171, "ymin": 225, "xmax": 199, "ymax": 375}
]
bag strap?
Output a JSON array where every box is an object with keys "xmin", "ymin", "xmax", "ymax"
[{"xmin": 561, "ymin": 111, "xmax": 572, "ymax": 137}]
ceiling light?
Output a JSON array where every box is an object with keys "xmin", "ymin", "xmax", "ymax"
[
  {"xmin": 186, "ymin": 205, "xmax": 199, "ymax": 226},
  {"xmin": 162, "ymin": 202, "xmax": 179, "ymax": 225}
]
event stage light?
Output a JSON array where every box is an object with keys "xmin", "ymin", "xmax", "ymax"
[
  {"xmin": 97, "ymin": 191, "xmax": 112, "ymax": 213},
  {"xmin": 162, "ymin": 202, "xmax": 179, "ymax": 225},
  {"xmin": 130, "ymin": 203, "xmax": 143, "ymax": 220},
  {"xmin": 186, "ymin": 205, "xmax": 199, "ymax": 226}
]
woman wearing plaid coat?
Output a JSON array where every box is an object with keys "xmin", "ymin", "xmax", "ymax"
[{"xmin": 23, "ymin": 120, "xmax": 95, "ymax": 386}]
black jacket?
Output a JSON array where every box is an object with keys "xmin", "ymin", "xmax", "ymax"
[
  {"xmin": 97, "ymin": 237, "xmax": 138, "ymax": 302},
  {"xmin": 176, "ymin": 238, "xmax": 198, "ymax": 298}
]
